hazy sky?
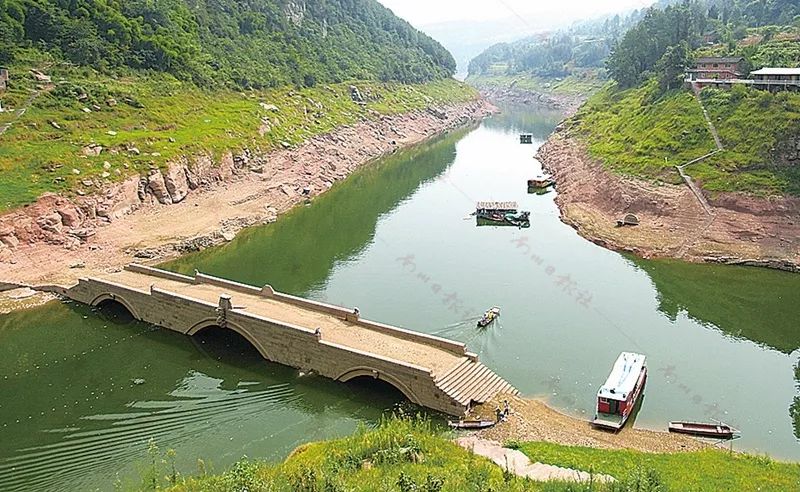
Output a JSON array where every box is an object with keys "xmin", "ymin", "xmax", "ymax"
[{"xmin": 378, "ymin": 0, "xmax": 656, "ymax": 27}]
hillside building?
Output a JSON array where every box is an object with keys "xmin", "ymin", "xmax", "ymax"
[{"xmin": 686, "ymin": 56, "xmax": 744, "ymax": 80}]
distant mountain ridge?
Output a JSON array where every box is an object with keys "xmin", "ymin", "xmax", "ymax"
[{"xmin": 0, "ymin": 0, "xmax": 456, "ymax": 88}]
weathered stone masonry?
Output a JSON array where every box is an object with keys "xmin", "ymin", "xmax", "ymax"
[{"xmin": 64, "ymin": 264, "xmax": 518, "ymax": 416}]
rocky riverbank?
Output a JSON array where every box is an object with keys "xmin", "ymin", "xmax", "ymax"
[
  {"xmin": 0, "ymin": 99, "xmax": 496, "ymax": 289},
  {"xmin": 537, "ymin": 133, "xmax": 800, "ymax": 272}
]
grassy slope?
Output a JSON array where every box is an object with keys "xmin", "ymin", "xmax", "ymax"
[
  {"xmin": 519, "ymin": 442, "xmax": 800, "ymax": 492},
  {"xmin": 695, "ymin": 87, "xmax": 800, "ymax": 195},
  {"xmin": 166, "ymin": 418, "xmax": 544, "ymax": 492},
  {"xmin": 150, "ymin": 418, "xmax": 800, "ymax": 491},
  {"xmin": 570, "ymin": 80, "xmax": 715, "ymax": 186},
  {"xmin": 0, "ymin": 50, "xmax": 476, "ymax": 212},
  {"xmin": 569, "ymin": 79, "xmax": 800, "ymax": 195}
]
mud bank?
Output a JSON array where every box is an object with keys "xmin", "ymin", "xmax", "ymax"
[
  {"xmin": 537, "ymin": 133, "xmax": 800, "ymax": 272},
  {"xmin": 0, "ymin": 99, "xmax": 496, "ymax": 288}
]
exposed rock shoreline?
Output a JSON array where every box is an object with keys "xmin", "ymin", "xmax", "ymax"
[
  {"xmin": 537, "ymin": 132, "xmax": 800, "ymax": 272},
  {"xmin": 0, "ymin": 99, "xmax": 497, "ymax": 289}
]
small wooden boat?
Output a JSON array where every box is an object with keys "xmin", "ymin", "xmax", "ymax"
[
  {"xmin": 448, "ymin": 419, "xmax": 496, "ymax": 430},
  {"xmin": 668, "ymin": 421, "xmax": 739, "ymax": 440},
  {"xmin": 528, "ymin": 176, "xmax": 554, "ymax": 189},
  {"xmin": 591, "ymin": 352, "xmax": 647, "ymax": 431},
  {"xmin": 477, "ymin": 307, "xmax": 500, "ymax": 328}
]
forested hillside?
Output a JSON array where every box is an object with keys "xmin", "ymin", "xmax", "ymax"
[
  {"xmin": 465, "ymin": 12, "xmax": 646, "ymax": 97},
  {"xmin": 467, "ymin": 12, "xmax": 643, "ymax": 80},
  {"xmin": 0, "ymin": 0, "xmax": 456, "ymax": 87},
  {"xmin": 567, "ymin": 0, "xmax": 800, "ymax": 196},
  {"xmin": 608, "ymin": 0, "xmax": 800, "ymax": 89}
]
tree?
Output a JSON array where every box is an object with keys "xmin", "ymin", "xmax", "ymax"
[{"xmin": 656, "ymin": 41, "xmax": 691, "ymax": 93}]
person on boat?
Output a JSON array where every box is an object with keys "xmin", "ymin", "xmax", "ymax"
[
  {"xmin": 503, "ymin": 399, "xmax": 510, "ymax": 417},
  {"xmin": 495, "ymin": 406, "xmax": 503, "ymax": 423},
  {"xmin": 314, "ymin": 327, "xmax": 322, "ymax": 339}
]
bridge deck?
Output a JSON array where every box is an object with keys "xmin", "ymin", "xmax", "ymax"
[{"xmin": 104, "ymin": 270, "xmax": 463, "ymax": 376}]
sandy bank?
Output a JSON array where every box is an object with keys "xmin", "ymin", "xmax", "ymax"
[
  {"xmin": 469, "ymin": 394, "xmax": 707, "ymax": 454},
  {"xmin": 537, "ymin": 133, "xmax": 800, "ymax": 272},
  {"xmin": 0, "ymin": 100, "xmax": 496, "ymax": 289}
]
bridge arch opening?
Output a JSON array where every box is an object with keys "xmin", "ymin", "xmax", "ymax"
[
  {"xmin": 191, "ymin": 325, "xmax": 265, "ymax": 364},
  {"xmin": 337, "ymin": 368, "xmax": 421, "ymax": 406},
  {"xmin": 344, "ymin": 375, "xmax": 410, "ymax": 404},
  {"xmin": 91, "ymin": 297, "xmax": 137, "ymax": 325}
]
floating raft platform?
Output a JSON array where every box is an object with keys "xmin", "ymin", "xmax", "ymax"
[{"xmin": 476, "ymin": 201, "xmax": 518, "ymax": 213}]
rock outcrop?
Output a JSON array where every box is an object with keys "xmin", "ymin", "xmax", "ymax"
[{"xmin": 0, "ymin": 99, "xmax": 496, "ymax": 273}]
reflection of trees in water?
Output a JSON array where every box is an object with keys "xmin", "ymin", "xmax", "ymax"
[
  {"xmin": 628, "ymin": 256, "xmax": 800, "ymax": 354},
  {"xmin": 164, "ymin": 127, "xmax": 471, "ymax": 296},
  {"xmin": 482, "ymin": 104, "xmax": 564, "ymax": 139},
  {"xmin": 628, "ymin": 256, "xmax": 800, "ymax": 439}
]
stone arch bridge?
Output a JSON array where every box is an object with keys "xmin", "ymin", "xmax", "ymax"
[{"xmin": 63, "ymin": 264, "xmax": 518, "ymax": 416}]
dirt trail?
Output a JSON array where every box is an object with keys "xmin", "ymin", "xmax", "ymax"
[
  {"xmin": 0, "ymin": 100, "xmax": 496, "ymax": 290},
  {"xmin": 455, "ymin": 436, "xmax": 615, "ymax": 482},
  {"xmin": 537, "ymin": 134, "xmax": 800, "ymax": 272}
]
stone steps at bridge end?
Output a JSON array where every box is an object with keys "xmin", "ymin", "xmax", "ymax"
[{"xmin": 435, "ymin": 357, "xmax": 519, "ymax": 407}]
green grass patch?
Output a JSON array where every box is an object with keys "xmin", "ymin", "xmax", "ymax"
[
  {"xmin": 569, "ymin": 78, "xmax": 800, "ymax": 196},
  {"xmin": 160, "ymin": 417, "xmax": 542, "ymax": 492},
  {"xmin": 519, "ymin": 442, "xmax": 800, "ymax": 492},
  {"xmin": 120, "ymin": 417, "xmax": 799, "ymax": 491},
  {"xmin": 696, "ymin": 86, "xmax": 800, "ymax": 195},
  {"xmin": 571, "ymin": 80, "xmax": 714, "ymax": 184},
  {"xmin": 0, "ymin": 50, "xmax": 476, "ymax": 212}
]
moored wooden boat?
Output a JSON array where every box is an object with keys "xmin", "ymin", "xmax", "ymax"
[
  {"xmin": 448, "ymin": 419, "xmax": 496, "ymax": 430},
  {"xmin": 474, "ymin": 204, "xmax": 530, "ymax": 228},
  {"xmin": 668, "ymin": 421, "xmax": 739, "ymax": 440},
  {"xmin": 591, "ymin": 352, "xmax": 647, "ymax": 431},
  {"xmin": 527, "ymin": 176, "xmax": 554, "ymax": 189}
]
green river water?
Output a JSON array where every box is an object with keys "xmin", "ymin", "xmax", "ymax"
[{"xmin": 2, "ymin": 106, "xmax": 799, "ymax": 491}]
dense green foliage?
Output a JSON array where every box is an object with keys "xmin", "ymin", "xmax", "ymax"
[
  {"xmin": 467, "ymin": 12, "xmax": 644, "ymax": 82},
  {"xmin": 0, "ymin": 49, "xmax": 475, "ymax": 211},
  {"xmin": 517, "ymin": 441, "xmax": 800, "ymax": 492},
  {"xmin": 0, "ymin": 0, "xmax": 455, "ymax": 87},
  {"xmin": 607, "ymin": 0, "xmax": 800, "ymax": 88}
]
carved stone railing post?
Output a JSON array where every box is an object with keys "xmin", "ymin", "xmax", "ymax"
[{"xmin": 216, "ymin": 294, "xmax": 232, "ymax": 328}]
